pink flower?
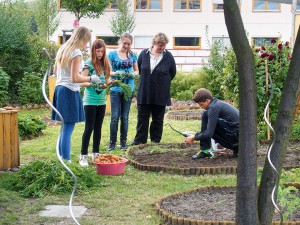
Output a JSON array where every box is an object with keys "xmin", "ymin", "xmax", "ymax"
[
  {"xmin": 278, "ymin": 43, "xmax": 283, "ymax": 50},
  {"xmin": 73, "ymin": 20, "xmax": 79, "ymax": 28},
  {"xmin": 271, "ymin": 39, "xmax": 276, "ymax": 44},
  {"xmin": 285, "ymin": 41, "xmax": 289, "ymax": 47},
  {"xmin": 288, "ymin": 53, "xmax": 292, "ymax": 61},
  {"xmin": 261, "ymin": 46, "xmax": 266, "ymax": 50}
]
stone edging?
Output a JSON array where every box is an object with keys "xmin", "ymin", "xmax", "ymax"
[{"xmin": 155, "ymin": 185, "xmax": 300, "ymax": 225}]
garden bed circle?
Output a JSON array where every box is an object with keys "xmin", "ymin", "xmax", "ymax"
[
  {"xmin": 155, "ymin": 185, "xmax": 300, "ymax": 225},
  {"xmin": 127, "ymin": 143, "xmax": 300, "ymax": 176},
  {"xmin": 166, "ymin": 109, "xmax": 204, "ymax": 120}
]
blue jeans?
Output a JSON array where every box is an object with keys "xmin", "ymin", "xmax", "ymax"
[{"xmin": 110, "ymin": 90, "xmax": 133, "ymax": 143}]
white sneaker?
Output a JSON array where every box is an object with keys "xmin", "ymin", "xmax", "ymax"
[
  {"xmin": 79, "ymin": 155, "xmax": 89, "ymax": 167},
  {"xmin": 92, "ymin": 153, "xmax": 100, "ymax": 161}
]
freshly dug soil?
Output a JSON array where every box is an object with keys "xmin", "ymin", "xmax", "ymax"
[
  {"xmin": 128, "ymin": 143, "xmax": 300, "ymax": 169},
  {"xmin": 159, "ymin": 186, "xmax": 300, "ymax": 222}
]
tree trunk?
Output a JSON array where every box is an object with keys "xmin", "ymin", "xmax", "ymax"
[
  {"xmin": 223, "ymin": 1, "xmax": 259, "ymax": 224},
  {"xmin": 258, "ymin": 26, "xmax": 300, "ymax": 225}
]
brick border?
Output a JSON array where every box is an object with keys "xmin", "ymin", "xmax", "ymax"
[{"xmin": 155, "ymin": 185, "xmax": 300, "ymax": 225}]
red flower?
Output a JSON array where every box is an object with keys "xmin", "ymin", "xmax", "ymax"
[
  {"xmin": 271, "ymin": 39, "xmax": 276, "ymax": 44},
  {"xmin": 268, "ymin": 54, "xmax": 274, "ymax": 60},
  {"xmin": 261, "ymin": 46, "xmax": 266, "ymax": 50},
  {"xmin": 278, "ymin": 43, "xmax": 283, "ymax": 50},
  {"xmin": 288, "ymin": 53, "xmax": 292, "ymax": 61},
  {"xmin": 285, "ymin": 41, "xmax": 289, "ymax": 47},
  {"xmin": 261, "ymin": 52, "xmax": 269, "ymax": 58}
]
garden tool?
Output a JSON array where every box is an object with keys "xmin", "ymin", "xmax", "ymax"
[{"xmin": 165, "ymin": 123, "xmax": 191, "ymax": 137}]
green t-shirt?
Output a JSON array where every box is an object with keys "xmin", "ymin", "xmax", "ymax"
[{"xmin": 83, "ymin": 60, "xmax": 107, "ymax": 106}]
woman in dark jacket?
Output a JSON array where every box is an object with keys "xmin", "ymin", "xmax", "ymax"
[{"xmin": 131, "ymin": 32, "xmax": 176, "ymax": 145}]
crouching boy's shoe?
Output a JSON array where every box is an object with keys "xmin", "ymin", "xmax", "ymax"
[{"xmin": 192, "ymin": 149, "xmax": 213, "ymax": 159}]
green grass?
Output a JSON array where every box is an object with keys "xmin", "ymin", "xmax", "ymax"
[{"xmin": 0, "ymin": 106, "xmax": 299, "ymax": 224}]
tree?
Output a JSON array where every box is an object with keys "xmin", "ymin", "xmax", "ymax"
[
  {"xmin": 60, "ymin": 0, "xmax": 111, "ymax": 21},
  {"xmin": 110, "ymin": 0, "xmax": 136, "ymax": 37},
  {"xmin": 223, "ymin": 0, "xmax": 300, "ymax": 224},
  {"xmin": 30, "ymin": 0, "xmax": 60, "ymax": 41}
]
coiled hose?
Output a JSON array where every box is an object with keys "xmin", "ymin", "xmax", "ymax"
[{"xmin": 264, "ymin": 71, "xmax": 283, "ymax": 225}]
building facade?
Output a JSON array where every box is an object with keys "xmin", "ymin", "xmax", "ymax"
[{"xmin": 52, "ymin": 0, "xmax": 300, "ymax": 71}]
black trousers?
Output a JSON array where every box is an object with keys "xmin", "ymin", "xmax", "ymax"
[
  {"xmin": 200, "ymin": 111, "xmax": 239, "ymax": 151},
  {"xmin": 134, "ymin": 104, "xmax": 166, "ymax": 144},
  {"xmin": 81, "ymin": 105, "xmax": 106, "ymax": 154}
]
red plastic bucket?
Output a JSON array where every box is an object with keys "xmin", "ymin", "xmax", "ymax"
[{"xmin": 94, "ymin": 158, "xmax": 128, "ymax": 176}]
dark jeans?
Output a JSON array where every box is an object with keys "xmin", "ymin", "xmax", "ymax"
[
  {"xmin": 110, "ymin": 90, "xmax": 133, "ymax": 143},
  {"xmin": 134, "ymin": 104, "xmax": 165, "ymax": 144},
  {"xmin": 81, "ymin": 105, "xmax": 106, "ymax": 154},
  {"xmin": 200, "ymin": 111, "xmax": 239, "ymax": 151}
]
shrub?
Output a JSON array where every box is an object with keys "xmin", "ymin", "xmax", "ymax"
[
  {"xmin": 170, "ymin": 70, "xmax": 209, "ymax": 100},
  {"xmin": 3, "ymin": 159, "xmax": 104, "ymax": 197},
  {"xmin": 0, "ymin": 67, "xmax": 10, "ymax": 107},
  {"xmin": 17, "ymin": 72, "xmax": 45, "ymax": 105},
  {"xmin": 18, "ymin": 115, "xmax": 47, "ymax": 140}
]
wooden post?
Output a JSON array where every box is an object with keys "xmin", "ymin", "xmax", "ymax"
[
  {"xmin": 48, "ymin": 76, "xmax": 56, "ymax": 103},
  {"xmin": 265, "ymin": 60, "xmax": 271, "ymax": 140},
  {"xmin": 0, "ymin": 110, "xmax": 20, "ymax": 171}
]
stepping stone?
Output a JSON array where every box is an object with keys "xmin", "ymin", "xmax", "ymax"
[{"xmin": 39, "ymin": 205, "xmax": 87, "ymax": 218}]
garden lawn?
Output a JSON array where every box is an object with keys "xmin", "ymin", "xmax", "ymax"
[{"xmin": 0, "ymin": 105, "xmax": 298, "ymax": 224}]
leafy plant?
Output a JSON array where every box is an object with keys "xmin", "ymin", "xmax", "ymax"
[
  {"xmin": 170, "ymin": 70, "xmax": 209, "ymax": 100},
  {"xmin": 17, "ymin": 72, "xmax": 45, "ymax": 105},
  {"xmin": 3, "ymin": 159, "xmax": 104, "ymax": 197},
  {"xmin": 0, "ymin": 67, "xmax": 10, "ymax": 107},
  {"xmin": 110, "ymin": 0, "xmax": 136, "ymax": 37},
  {"xmin": 18, "ymin": 115, "xmax": 47, "ymax": 140},
  {"xmin": 277, "ymin": 185, "xmax": 300, "ymax": 220}
]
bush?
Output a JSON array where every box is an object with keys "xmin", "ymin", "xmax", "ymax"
[
  {"xmin": 18, "ymin": 115, "xmax": 47, "ymax": 140},
  {"xmin": 0, "ymin": 67, "xmax": 10, "ymax": 107},
  {"xmin": 170, "ymin": 70, "xmax": 209, "ymax": 100},
  {"xmin": 3, "ymin": 159, "xmax": 104, "ymax": 197},
  {"xmin": 17, "ymin": 72, "xmax": 45, "ymax": 105}
]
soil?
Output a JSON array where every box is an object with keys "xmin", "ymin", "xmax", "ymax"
[
  {"xmin": 129, "ymin": 143, "xmax": 300, "ymax": 169},
  {"xmin": 128, "ymin": 143, "xmax": 300, "ymax": 222},
  {"xmin": 159, "ymin": 187, "xmax": 300, "ymax": 222}
]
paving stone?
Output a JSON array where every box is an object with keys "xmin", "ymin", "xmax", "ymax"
[{"xmin": 39, "ymin": 205, "xmax": 87, "ymax": 218}]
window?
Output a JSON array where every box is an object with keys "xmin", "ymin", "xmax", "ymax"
[
  {"xmin": 213, "ymin": 4, "xmax": 224, "ymax": 11},
  {"xmin": 58, "ymin": 35, "xmax": 71, "ymax": 44},
  {"xmin": 252, "ymin": 37, "xmax": 278, "ymax": 47},
  {"xmin": 212, "ymin": 37, "xmax": 231, "ymax": 48},
  {"xmin": 135, "ymin": 0, "xmax": 162, "ymax": 10},
  {"xmin": 96, "ymin": 36, "xmax": 119, "ymax": 47},
  {"xmin": 134, "ymin": 36, "xmax": 152, "ymax": 48},
  {"xmin": 253, "ymin": 0, "xmax": 280, "ymax": 11},
  {"xmin": 107, "ymin": 0, "xmax": 118, "ymax": 10},
  {"xmin": 174, "ymin": 0, "xmax": 201, "ymax": 11},
  {"xmin": 173, "ymin": 37, "xmax": 201, "ymax": 49},
  {"xmin": 297, "ymin": 4, "xmax": 300, "ymax": 10},
  {"xmin": 212, "ymin": 1, "xmax": 241, "ymax": 11}
]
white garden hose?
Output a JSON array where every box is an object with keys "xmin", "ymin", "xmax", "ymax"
[
  {"xmin": 264, "ymin": 72, "xmax": 283, "ymax": 225},
  {"xmin": 42, "ymin": 48, "xmax": 81, "ymax": 225}
]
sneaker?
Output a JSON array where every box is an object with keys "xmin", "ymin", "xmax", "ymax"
[
  {"xmin": 192, "ymin": 150, "xmax": 213, "ymax": 160},
  {"xmin": 108, "ymin": 141, "xmax": 116, "ymax": 151},
  {"xmin": 120, "ymin": 141, "xmax": 127, "ymax": 150},
  {"xmin": 92, "ymin": 153, "xmax": 100, "ymax": 161},
  {"xmin": 79, "ymin": 155, "xmax": 89, "ymax": 167}
]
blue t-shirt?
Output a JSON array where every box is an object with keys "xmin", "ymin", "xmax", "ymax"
[{"xmin": 108, "ymin": 50, "xmax": 137, "ymax": 92}]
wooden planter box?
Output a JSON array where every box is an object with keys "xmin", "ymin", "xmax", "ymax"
[{"xmin": 0, "ymin": 110, "xmax": 20, "ymax": 171}]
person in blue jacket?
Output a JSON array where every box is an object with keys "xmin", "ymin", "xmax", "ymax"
[
  {"xmin": 107, "ymin": 33, "xmax": 139, "ymax": 151},
  {"xmin": 185, "ymin": 88, "xmax": 239, "ymax": 159}
]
